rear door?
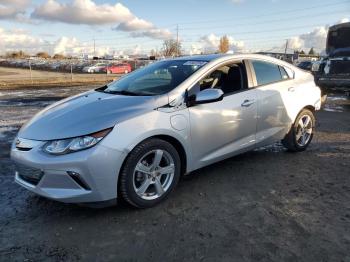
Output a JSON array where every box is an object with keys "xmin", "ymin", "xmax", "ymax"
[{"xmin": 249, "ymin": 60, "xmax": 296, "ymax": 147}]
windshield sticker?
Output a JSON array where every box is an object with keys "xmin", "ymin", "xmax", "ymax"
[{"xmin": 183, "ymin": 61, "xmax": 207, "ymax": 66}]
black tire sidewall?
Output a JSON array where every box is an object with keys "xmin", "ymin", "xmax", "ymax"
[{"xmin": 119, "ymin": 139, "xmax": 181, "ymax": 208}]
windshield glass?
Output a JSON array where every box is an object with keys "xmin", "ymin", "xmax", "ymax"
[{"xmin": 103, "ymin": 60, "xmax": 207, "ymax": 96}]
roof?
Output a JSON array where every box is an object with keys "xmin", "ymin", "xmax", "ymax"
[
  {"xmin": 173, "ymin": 54, "xmax": 226, "ymax": 62},
  {"xmin": 329, "ymin": 22, "xmax": 350, "ymax": 31}
]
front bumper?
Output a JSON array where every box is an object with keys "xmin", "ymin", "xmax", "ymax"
[
  {"xmin": 11, "ymin": 140, "xmax": 127, "ymax": 203},
  {"xmin": 316, "ymin": 76, "xmax": 350, "ymax": 88}
]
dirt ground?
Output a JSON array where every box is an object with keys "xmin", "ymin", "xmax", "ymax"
[
  {"xmin": 0, "ymin": 85, "xmax": 349, "ymax": 262},
  {"xmin": 0, "ymin": 67, "xmax": 118, "ymax": 88}
]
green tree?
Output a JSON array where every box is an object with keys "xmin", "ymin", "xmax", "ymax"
[{"xmin": 308, "ymin": 47, "xmax": 315, "ymax": 55}]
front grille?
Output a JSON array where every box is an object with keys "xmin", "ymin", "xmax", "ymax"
[
  {"xmin": 330, "ymin": 60, "xmax": 350, "ymax": 74},
  {"xmin": 16, "ymin": 164, "xmax": 44, "ymax": 186}
]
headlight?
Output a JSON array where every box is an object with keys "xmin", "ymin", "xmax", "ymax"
[
  {"xmin": 43, "ymin": 128, "xmax": 112, "ymax": 155},
  {"xmin": 311, "ymin": 63, "xmax": 320, "ymax": 72}
]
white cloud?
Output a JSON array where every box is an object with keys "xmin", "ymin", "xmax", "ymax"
[
  {"xmin": 0, "ymin": 27, "xmax": 47, "ymax": 53},
  {"xmin": 288, "ymin": 26, "xmax": 328, "ymax": 52},
  {"xmin": 116, "ymin": 17, "xmax": 154, "ymax": 31},
  {"xmin": 0, "ymin": 0, "xmax": 30, "ymax": 20},
  {"xmin": 53, "ymin": 36, "xmax": 110, "ymax": 57},
  {"xmin": 190, "ymin": 34, "xmax": 245, "ymax": 54},
  {"xmin": 287, "ymin": 18, "xmax": 349, "ymax": 53},
  {"xmin": 130, "ymin": 28, "xmax": 172, "ymax": 40},
  {"xmin": 31, "ymin": 0, "xmax": 133, "ymax": 25},
  {"xmin": 31, "ymin": 0, "xmax": 172, "ymax": 40},
  {"xmin": 338, "ymin": 18, "xmax": 349, "ymax": 24}
]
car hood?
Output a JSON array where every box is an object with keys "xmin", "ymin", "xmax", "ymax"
[
  {"xmin": 18, "ymin": 90, "xmax": 165, "ymax": 141},
  {"xmin": 327, "ymin": 22, "xmax": 350, "ymax": 57}
]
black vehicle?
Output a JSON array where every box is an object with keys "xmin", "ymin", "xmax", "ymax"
[
  {"xmin": 297, "ymin": 61, "xmax": 313, "ymax": 71},
  {"xmin": 315, "ymin": 22, "xmax": 350, "ymax": 91}
]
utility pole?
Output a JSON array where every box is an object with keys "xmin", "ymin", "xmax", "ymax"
[
  {"xmin": 284, "ymin": 39, "xmax": 288, "ymax": 60},
  {"xmin": 176, "ymin": 24, "xmax": 179, "ymax": 57},
  {"xmin": 93, "ymin": 38, "xmax": 96, "ymax": 57}
]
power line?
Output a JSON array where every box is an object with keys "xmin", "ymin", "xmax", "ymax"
[
  {"xmin": 159, "ymin": 0, "xmax": 349, "ymax": 27},
  {"xmin": 177, "ymin": 10, "xmax": 348, "ymax": 31}
]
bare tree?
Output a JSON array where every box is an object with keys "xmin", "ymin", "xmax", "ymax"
[
  {"xmin": 218, "ymin": 36, "xmax": 230, "ymax": 53},
  {"xmin": 162, "ymin": 39, "xmax": 182, "ymax": 57},
  {"xmin": 36, "ymin": 52, "xmax": 50, "ymax": 59},
  {"xmin": 52, "ymin": 54, "xmax": 66, "ymax": 59},
  {"xmin": 5, "ymin": 50, "xmax": 29, "ymax": 59}
]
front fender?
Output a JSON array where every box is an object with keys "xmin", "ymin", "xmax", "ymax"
[{"xmin": 100, "ymin": 109, "xmax": 194, "ymax": 173}]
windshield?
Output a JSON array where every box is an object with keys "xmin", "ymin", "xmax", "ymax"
[{"xmin": 102, "ymin": 60, "xmax": 207, "ymax": 96}]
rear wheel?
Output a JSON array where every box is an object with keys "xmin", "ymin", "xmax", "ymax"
[
  {"xmin": 119, "ymin": 139, "xmax": 181, "ymax": 208},
  {"xmin": 282, "ymin": 109, "xmax": 315, "ymax": 152}
]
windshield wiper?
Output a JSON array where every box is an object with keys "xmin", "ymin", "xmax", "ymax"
[
  {"xmin": 103, "ymin": 90, "xmax": 144, "ymax": 96},
  {"xmin": 95, "ymin": 85, "xmax": 108, "ymax": 92}
]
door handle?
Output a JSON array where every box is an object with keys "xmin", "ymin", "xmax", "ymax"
[
  {"xmin": 241, "ymin": 99, "xmax": 255, "ymax": 107},
  {"xmin": 288, "ymin": 87, "xmax": 295, "ymax": 92}
]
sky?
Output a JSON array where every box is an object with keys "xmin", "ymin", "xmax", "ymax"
[{"xmin": 0, "ymin": 0, "xmax": 349, "ymax": 56}]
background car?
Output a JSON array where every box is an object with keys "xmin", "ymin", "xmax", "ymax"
[
  {"xmin": 82, "ymin": 63, "xmax": 107, "ymax": 73},
  {"xmin": 296, "ymin": 61, "xmax": 313, "ymax": 71},
  {"xmin": 101, "ymin": 63, "xmax": 132, "ymax": 74}
]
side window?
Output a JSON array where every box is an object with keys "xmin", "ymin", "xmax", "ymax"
[
  {"xmin": 189, "ymin": 62, "xmax": 247, "ymax": 96},
  {"xmin": 279, "ymin": 66, "xmax": 289, "ymax": 80},
  {"xmin": 252, "ymin": 60, "xmax": 282, "ymax": 86}
]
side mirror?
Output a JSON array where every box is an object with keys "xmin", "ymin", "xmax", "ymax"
[{"xmin": 195, "ymin": 89, "xmax": 224, "ymax": 104}]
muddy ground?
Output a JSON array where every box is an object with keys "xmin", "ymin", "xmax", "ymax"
[{"xmin": 0, "ymin": 86, "xmax": 349, "ymax": 262}]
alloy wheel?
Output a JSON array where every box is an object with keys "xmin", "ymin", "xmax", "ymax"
[
  {"xmin": 296, "ymin": 115, "xmax": 313, "ymax": 146},
  {"xmin": 133, "ymin": 149, "xmax": 175, "ymax": 200}
]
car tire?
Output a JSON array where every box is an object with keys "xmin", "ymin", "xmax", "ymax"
[
  {"xmin": 282, "ymin": 109, "xmax": 315, "ymax": 152},
  {"xmin": 119, "ymin": 138, "xmax": 181, "ymax": 208}
]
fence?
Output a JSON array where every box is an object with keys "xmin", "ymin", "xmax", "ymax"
[{"xmin": 0, "ymin": 58, "xmax": 154, "ymax": 88}]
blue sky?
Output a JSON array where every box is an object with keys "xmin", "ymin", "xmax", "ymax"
[{"xmin": 0, "ymin": 0, "xmax": 349, "ymax": 56}]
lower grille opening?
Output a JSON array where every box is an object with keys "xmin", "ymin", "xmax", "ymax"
[
  {"xmin": 16, "ymin": 147, "xmax": 32, "ymax": 152},
  {"xmin": 67, "ymin": 172, "xmax": 91, "ymax": 190},
  {"xmin": 18, "ymin": 172, "xmax": 43, "ymax": 186}
]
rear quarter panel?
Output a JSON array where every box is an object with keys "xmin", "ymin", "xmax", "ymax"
[{"xmin": 288, "ymin": 69, "xmax": 321, "ymax": 122}]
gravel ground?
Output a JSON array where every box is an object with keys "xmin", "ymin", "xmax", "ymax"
[{"xmin": 0, "ymin": 86, "xmax": 349, "ymax": 262}]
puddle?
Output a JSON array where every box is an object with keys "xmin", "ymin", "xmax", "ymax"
[{"xmin": 322, "ymin": 94, "xmax": 350, "ymax": 113}]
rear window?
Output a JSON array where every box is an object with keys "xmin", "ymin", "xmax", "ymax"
[{"xmin": 252, "ymin": 60, "xmax": 282, "ymax": 86}]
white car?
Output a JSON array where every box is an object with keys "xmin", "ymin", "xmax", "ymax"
[
  {"xmin": 82, "ymin": 63, "xmax": 107, "ymax": 73},
  {"xmin": 11, "ymin": 54, "xmax": 321, "ymax": 208}
]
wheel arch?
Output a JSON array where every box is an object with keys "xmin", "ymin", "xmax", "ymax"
[
  {"xmin": 303, "ymin": 105, "xmax": 316, "ymax": 113},
  {"xmin": 120, "ymin": 134, "xmax": 188, "ymax": 178}
]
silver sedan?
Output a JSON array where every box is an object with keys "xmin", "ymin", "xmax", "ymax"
[{"xmin": 11, "ymin": 54, "xmax": 321, "ymax": 208}]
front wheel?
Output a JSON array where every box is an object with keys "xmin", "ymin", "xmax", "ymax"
[
  {"xmin": 119, "ymin": 139, "xmax": 181, "ymax": 208},
  {"xmin": 282, "ymin": 109, "xmax": 315, "ymax": 152}
]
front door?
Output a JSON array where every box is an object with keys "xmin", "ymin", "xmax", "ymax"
[{"xmin": 188, "ymin": 62, "xmax": 257, "ymax": 170}]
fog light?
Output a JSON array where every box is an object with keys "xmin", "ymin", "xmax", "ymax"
[{"xmin": 67, "ymin": 171, "xmax": 91, "ymax": 190}]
